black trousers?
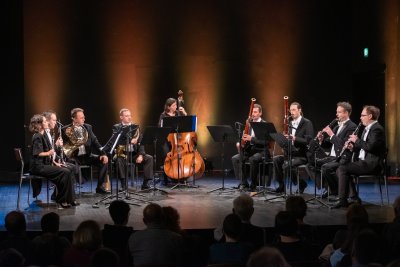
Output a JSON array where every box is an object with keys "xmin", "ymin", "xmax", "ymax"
[
  {"xmin": 273, "ymin": 155, "xmax": 307, "ymax": 187},
  {"xmin": 75, "ymin": 155, "xmax": 108, "ymax": 188},
  {"xmin": 31, "ymin": 165, "xmax": 75, "ymax": 204},
  {"xmin": 232, "ymin": 152, "xmax": 264, "ymax": 186}
]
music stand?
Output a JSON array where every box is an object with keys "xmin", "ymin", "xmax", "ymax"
[
  {"xmin": 138, "ymin": 126, "xmax": 171, "ymax": 195},
  {"xmin": 161, "ymin": 115, "xmax": 199, "ymax": 189},
  {"xmin": 305, "ymin": 139, "xmax": 331, "ymax": 208},
  {"xmin": 93, "ymin": 126, "xmax": 142, "ymax": 208},
  {"xmin": 119, "ymin": 124, "xmax": 149, "ymax": 201},
  {"xmin": 266, "ymin": 132, "xmax": 299, "ymax": 202},
  {"xmin": 249, "ymin": 122, "xmax": 276, "ymax": 196},
  {"xmin": 206, "ymin": 125, "xmax": 237, "ymax": 194}
]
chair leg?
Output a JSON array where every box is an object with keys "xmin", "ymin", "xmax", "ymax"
[
  {"xmin": 17, "ymin": 178, "xmax": 23, "ymax": 210},
  {"xmin": 379, "ymin": 176, "xmax": 384, "ymax": 206},
  {"xmin": 384, "ymin": 175, "xmax": 390, "ymax": 205}
]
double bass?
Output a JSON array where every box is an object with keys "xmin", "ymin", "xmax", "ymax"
[{"xmin": 164, "ymin": 91, "xmax": 205, "ymax": 180}]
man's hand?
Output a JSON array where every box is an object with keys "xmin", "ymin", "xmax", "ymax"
[
  {"xmin": 242, "ymin": 134, "xmax": 252, "ymax": 142},
  {"xmin": 100, "ymin": 155, "xmax": 108, "ymax": 164},
  {"xmin": 136, "ymin": 154, "xmax": 143, "ymax": 164}
]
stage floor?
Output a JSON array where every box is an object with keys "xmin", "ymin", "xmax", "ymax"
[{"xmin": 0, "ymin": 172, "xmax": 398, "ymax": 232}]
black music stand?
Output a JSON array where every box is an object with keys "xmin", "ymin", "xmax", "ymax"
[
  {"xmin": 249, "ymin": 122, "xmax": 276, "ymax": 196},
  {"xmin": 161, "ymin": 115, "xmax": 199, "ymax": 190},
  {"xmin": 305, "ymin": 139, "xmax": 331, "ymax": 208},
  {"xmin": 119, "ymin": 124, "xmax": 149, "ymax": 201},
  {"xmin": 206, "ymin": 125, "xmax": 237, "ymax": 194},
  {"xmin": 138, "ymin": 126, "xmax": 172, "ymax": 195},
  {"xmin": 93, "ymin": 126, "xmax": 141, "ymax": 208},
  {"xmin": 266, "ymin": 132, "xmax": 299, "ymax": 202}
]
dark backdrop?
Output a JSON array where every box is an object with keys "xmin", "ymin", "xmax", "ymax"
[{"xmin": 1, "ymin": 0, "xmax": 385, "ymax": 177}]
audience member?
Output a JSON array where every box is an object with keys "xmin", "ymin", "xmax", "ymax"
[
  {"xmin": 214, "ymin": 194, "xmax": 264, "ymax": 249},
  {"xmin": 0, "ymin": 248, "xmax": 25, "ymax": 267},
  {"xmin": 0, "ymin": 211, "xmax": 34, "ymax": 265},
  {"xmin": 90, "ymin": 247, "xmax": 120, "ymax": 267},
  {"xmin": 162, "ymin": 206, "xmax": 184, "ymax": 235},
  {"xmin": 128, "ymin": 203, "xmax": 183, "ymax": 266},
  {"xmin": 103, "ymin": 200, "xmax": 133, "ymax": 267},
  {"xmin": 387, "ymin": 259, "xmax": 400, "ymax": 267},
  {"xmin": 32, "ymin": 212, "xmax": 71, "ymax": 266},
  {"xmin": 351, "ymin": 229, "xmax": 383, "ymax": 267},
  {"xmin": 330, "ymin": 203, "xmax": 370, "ymax": 267},
  {"xmin": 246, "ymin": 246, "xmax": 290, "ymax": 267},
  {"xmin": 285, "ymin": 195, "xmax": 317, "ymax": 245},
  {"xmin": 272, "ymin": 210, "xmax": 315, "ymax": 263},
  {"xmin": 209, "ymin": 213, "xmax": 254, "ymax": 265},
  {"xmin": 63, "ymin": 220, "xmax": 102, "ymax": 267},
  {"xmin": 382, "ymin": 196, "xmax": 400, "ymax": 263}
]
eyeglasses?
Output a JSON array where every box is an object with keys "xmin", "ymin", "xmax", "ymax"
[{"xmin": 360, "ymin": 114, "xmax": 369, "ymax": 117}]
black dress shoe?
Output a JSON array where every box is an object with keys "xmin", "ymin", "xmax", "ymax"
[
  {"xmin": 141, "ymin": 183, "xmax": 150, "ymax": 190},
  {"xmin": 331, "ymin": 200, "xmax": 349, "ymax": 209},
  {"xmin": 71, "ymin": 201, "xmax": 80, "ymax": 206},
  {"xmin": 95, "ymin": 187, "xmax": 108, "ymax": 194},
  {"xmin": 58, "ymin": 202, "xmax": 71, "ymax": 209},
  {"xmin": 299, "ymin": 179, "xmax": 308, "ymax": 194},
  {"xmin": 238, "ymin": 183, "xmax": 249, "ymax": 190},
  {"xmin": 274, "ymin": 186, "xmax": 284, "ymax": 193},
  {"xmin": 350, "ymin": 196, "xmax": 362, "ymax": 205},
  {"xmin": 249, "ymin": 184, "xmax": 257, "ymax": 191}
]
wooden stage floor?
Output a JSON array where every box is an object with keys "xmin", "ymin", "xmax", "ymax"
[{"xmin": 0, "ymin": 172, "xmax": 398, "ymax": 232}]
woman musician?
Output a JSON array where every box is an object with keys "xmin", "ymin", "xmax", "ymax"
[
  {"xmin": 158, "ymin": 95, "xmax": 188, "ymax": 185},
  {"xmin": 29, "ymin": 113, "xmax": 78, "ymax": 208},
  {"xmin": 231, "ymin": 102, "xmax": 270, "ymax": 191}
]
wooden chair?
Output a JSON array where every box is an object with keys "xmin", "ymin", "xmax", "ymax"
[{"xmin": 14, "ymin": 148, "xmax": 50, "ymax": 210}]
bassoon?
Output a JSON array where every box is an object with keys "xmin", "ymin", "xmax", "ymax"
[{"xmin": 241, "ymin": 98, "xmax": 256, "ymax": 148}]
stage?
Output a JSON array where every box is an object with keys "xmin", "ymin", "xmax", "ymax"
[{"xmin": 0, "ymin": 171, "xmax": 398, "ymax": 235}]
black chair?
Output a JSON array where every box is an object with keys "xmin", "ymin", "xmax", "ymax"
[
  {"xmin": 352, "ymin": 150, "xmax": 390, "ymax": 205},
  {"xmin": 14, "ymin": 148, "xmax": 51, "ymax": 210}
]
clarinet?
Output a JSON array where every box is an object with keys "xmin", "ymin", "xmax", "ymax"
[{"xmin": 337, "ymin": 122, "xmax": 363, "ymax": 161}]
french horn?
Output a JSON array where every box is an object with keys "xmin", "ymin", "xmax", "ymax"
[{"xmin": 63, "ymin": 125, "xmax": 88, "ymax": 158}]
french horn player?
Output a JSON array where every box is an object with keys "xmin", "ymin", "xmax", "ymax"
[{"xmin": 62, "ymin": 107, "xmax": 110, "ymax": 194}]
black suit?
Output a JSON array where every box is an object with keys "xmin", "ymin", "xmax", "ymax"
[
  {"xmin": 317, "ymin": 120, "xmax": 358, "ymax": 193},
  {"xmin": 62, "ymin": 123, "xmax": 108, "ymax": 190},
  {"xmin": 273, "ymin": 117, "xmax": 314, "ymax": 189},
  {"xmin": 336, "ymin": 121, "xmax": 386, "ymax": 201},
  {"xmin": 30, "ymin": 133, "xmax": 75, "ymax": 204},
  {"xmin": 232, "ymin": 119, "xmax": 271, "ymax": 188},
  {"xmin": 112, "ymin": 123, "xmax": 153, "ymax": 188}
]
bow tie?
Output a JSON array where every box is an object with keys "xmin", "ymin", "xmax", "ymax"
[{"xmin": 338, "ymin": 121, "xmax": 345, "ymax": 127}]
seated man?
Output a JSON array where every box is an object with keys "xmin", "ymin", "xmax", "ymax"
[
  {"xmin": 231, "ymin": 103, "xmax": 271, "ymax": 191},
  {"xmin": 62, "ymin": 108, "xmax": 109, "ymax": 194},
  {"xmin": 112, "ymin": 108, "xmax": 153, "ymax": 190},
  {"xmin": 333, "ymin": 105, "xmax": 386, "ymax": 208}
]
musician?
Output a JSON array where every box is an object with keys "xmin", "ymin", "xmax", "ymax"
[
  {"xmin": 314, "ymin": 102, "xmax": 357, "ymax": 197},
  {"xmin": 333, "ymin": 105, "xmax": 386, "ymax": 208},
  {"xmin": 62, "ymin": 108, "xmax": 109, "ymax": 194},
  {"xmin": 232, "ymin": 103, "xmax": 270, "ymax": 191},
  {"xmin": 29, "ymin": 114, "xmax": 77, "ymax": 208},
  {"xmin": 158, "ymin": 98, "xmax": 187, "ymax": 185},
  {"xmin": 42, "ymin": 110, "xmax": 80, "ymax": 201},
  {"xmin": 113, "ymin": 108, "xmax": 153, "ymax": 190},
  {"xmin": 273, "ymin": 102, "xmax": 314, "ymax": 193}
]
